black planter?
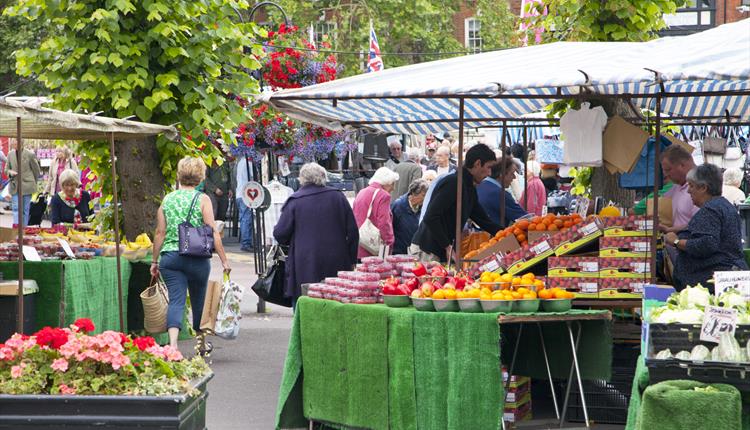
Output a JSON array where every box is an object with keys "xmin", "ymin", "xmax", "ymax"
[{"xmin": 0, "ymin": 372, "xmax": 212, "ymax": 429}]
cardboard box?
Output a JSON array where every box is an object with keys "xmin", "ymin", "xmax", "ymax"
[
  {"xmin": 470, "ymin": 234, "xmax": 520, "ymax": 262},
  {"xmin": 503, "ymin": 237, "xmax": 555, "ymax": 275},
  {"xmin": 602, "ymin": 216, "xmax": 656, "ymax": 237},
  {"xmin": 646, "ymin": 197, "xmax": 673, "ymax": 227},
  {"xmin": 467, "ymin": 255, "xmax": 504, "ymax": 279},
  {"xmin": 603, "ymin": 116, "xmax": 651, "ymax": 174},
  {"xmin": 599, "ymin": 236, "xmax": 653, "ymax": 258},
  {"xmin": 599, "ymin": 257, "xmax": 651, "ymax": 278},
  {"xmin": 0, "ymin": 228, "xmax": 18, "ymax": 243},
  {"xmin": 504, "ymin": 380, "xmax": 531, "ymax": 403},
  {"xmin": 552, "ymin": 218, "xmax": 604, "ymax": 256},
  {"xmin": 503, "ymin": 399, "xmax": 532, "ymax": 423},
  {"xmin": 599, "ymin": 277, "xmax": 647, "ymax": 298},
  {"xmin": 548, "ymin": 256, "xmax": 599, "ymax": 278},
  {"xmin": 547, "ymin": 277, "xmax": 599, "ymax": 298}
]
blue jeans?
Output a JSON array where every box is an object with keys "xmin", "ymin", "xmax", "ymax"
[
  {"xmin": 236, "ymin": 197, "xmax": 254, "ymax": 249},
  {"xmin": 12, "ymin": 194, "xmax": 32, "ymax": 227},
  {"xmin": 159, "ymin": 251, "xmax": 211, "ymax": 332}
]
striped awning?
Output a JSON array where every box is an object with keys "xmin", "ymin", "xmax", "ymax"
[{"xmin": 265, "ymin": 19, "xmax": 750, "ymax": 134}]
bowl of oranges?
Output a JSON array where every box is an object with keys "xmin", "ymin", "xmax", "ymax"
[{"xmin": 539, "ymin": 287, "xmax": 575, "ymax": 312}]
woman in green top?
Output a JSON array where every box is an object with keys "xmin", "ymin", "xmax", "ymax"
[{"xmin": 150, "ymin": 157, "xmax": 231, "ymax": 350}]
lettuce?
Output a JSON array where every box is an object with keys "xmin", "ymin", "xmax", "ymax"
[
  {"xmin": 718, "ymin": 288, "xmax": 746, "ymax": 310},
  {"xmin": 678, "ymin": 284, "xmax": 711, "ymax": 309}
]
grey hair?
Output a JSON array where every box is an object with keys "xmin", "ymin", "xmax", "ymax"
[
  {"xmin": 686, "ymin": 163, "xmax": 722, "ymax": 196},
  {"xmin": 723, "ymin": 167, "xmax": 743, "ymax": 187},
  {"xmin": 59, "ymin": 169, "xmax": 80, "ymax": 187},
  {"xmin": 407, "ymin": 179, "xmax": 429, "ymax": 197},
  {"xmin": 405, "ymin": 147, "xmax": 421, "ymax": 161},
  {"xmin": 298, "ymin": 163, "xmax": 327, "ymax": 187},
  {"xmin": 369, "ymin": 167, "xmax": 400, "ymax": 186}
]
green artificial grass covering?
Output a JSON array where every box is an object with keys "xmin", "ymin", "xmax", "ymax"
[
  {"xmin": 638, "ymin": 380, "xmax": 742, "ymax": 430},
  {"xmin": 276, "ymin": 308, "xmax": 307, "ymax": 429},
  {"xmin": 63, "ymin": 257, "xmax": 131, "ymax": 333},
  {"xmin": 0, "ymin": 260, "xmax": 64, "ymax": 328},
  {"xmin": 387, "ymin": 307, "xmax": 418, "ymax": 430}
]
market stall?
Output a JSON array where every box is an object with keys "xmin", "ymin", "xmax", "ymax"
[{"xmin": 0, "ymin": 98, "xmax": 178, "ymax": 333}]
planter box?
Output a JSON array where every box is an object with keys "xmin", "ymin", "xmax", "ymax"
[{"xmin": 0, "ymin": 372, "xmax": 212, "ymax": 429}]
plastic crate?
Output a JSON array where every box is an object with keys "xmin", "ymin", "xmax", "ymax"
[
  {"xmin": 567, "ymin": 379, "xmax": 630, "ymax": 425},
  {"xmin": 647, "ymin": 323, "xmax": 750, "ymax": 358},
  {"xmin": 646, "ymin": 358, "xmax": 750, "ymax": 391}
]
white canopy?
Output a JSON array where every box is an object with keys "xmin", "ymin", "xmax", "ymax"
[
  {"xmin": 265, "ymin": 19, "xmax": 750, "ymax": 134},
  {"xmin": 0, "ymin": 98, "xmax": 179, "ymax": 141}
]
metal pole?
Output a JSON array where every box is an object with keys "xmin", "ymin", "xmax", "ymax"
[
  {"xmin": 455, "ymin": 98, "xmax": 465, "ymax": 267},
  {"xmin": 523, "ymin": 125, "xmax": 528, "ymax": 211},
  {"xmin": 500, "ymin": 121, "xmax": 507, "ymax": 228},
  {"xmin": 109, "ymin": 133, "xmax": 125, "ymax": 332},
  {"xmin": 651, "ymin": 94, "xmax": 662, "ymax": 283},
  {"xmin": 16, "ymin": 117, "xmax": 24, "ymax": 333}
]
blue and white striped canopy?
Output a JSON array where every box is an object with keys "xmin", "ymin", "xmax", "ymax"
[{"xmin": 265, "ymin": 19, "xmax": 750, "ymax": 135}]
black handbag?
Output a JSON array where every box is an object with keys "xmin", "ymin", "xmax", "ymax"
[
  {"xmin": 178, "ymin": 192, "xmax": 215, "ymax": 258},
  {"xmin": 252, "ymin": 246, "xmax": 293, "ymax": 307}
]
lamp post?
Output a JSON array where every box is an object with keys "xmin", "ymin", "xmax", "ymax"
[{"xmin": 235, "ymin": 1, "xmax": 290, "ymax": 25}]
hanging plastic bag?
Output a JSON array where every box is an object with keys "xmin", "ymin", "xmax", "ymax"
[{"xmin": 214, "ymin": 273, "xmax": 246, "ymax": 340}]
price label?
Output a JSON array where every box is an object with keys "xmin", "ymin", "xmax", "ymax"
[
  {"xmin": 580, "ymin": 283, "xmax": 598, "ymax": 293},
  {"xmin": 21, "ymin": 246, "xmax": 41, "ymax": 262},
  {"xmin": 579, "ymin": 222, "xmax": 599, "ymax": 236},
  {"xmin": 57, "ymin": 238, "xmax": 76, "ymax": 259},
  {"xmin": 579, "ymin": 261, "xmax": 599, "ymax": 273},
  {"xmin": 576, "ymin": 197, "xmax": 590, "ymax": 217},
  {"xmin": 636, "ymin": 219, "xmax": 654, "ymax": 230},
  {"xmin": 632, "ymin": 241, "xmax": 650, "ymax": 252},
  {"xmin": 531, "ymin": 240, "xmax": 551, "ymax": 256},
  {"xmin": 630, "ymin": 262, "xmax": 649, "ymax": 273},
  {"xmin": 482, "ymin": 258, "xmax": 501, "ymax": 273},
  {"xmin": 630, "ymin": 282, "xmax": 646, "ymax": 293},
  {"xmin": 701, "ymin": 305, "xmax": 738, "ymax": 343},
  {"xmin": 713, "ymin": 271, "xmax": 750, "ymax": 298}
]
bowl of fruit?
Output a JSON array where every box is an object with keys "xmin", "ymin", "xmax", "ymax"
[
  {"xmin": 512, "ymin": 299, "xmax": 540, "ymax": 313},
  {"xmin": 480, "ymin": 299, "xmax": 513, "ymax": 313},
  {"xmin": 431, "ymin": 288, "xmax": 460, "ymax": 312},
  {"xmin": 539, "ymin": 287, "xmax": 575, "ymax": 312},
  {"xmin": 383, "ymin": 294, "xmax": 411, "ymax": 308}
]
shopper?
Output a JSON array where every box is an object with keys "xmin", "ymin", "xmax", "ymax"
[
  {"xmin": 390, "ymin": 147, "xmax": 423, "ymax": 200},
  {"xmin": 204, "ymin": 159, "xmax": 232, "ymax": 221},
  {"xmin": 520, "ymin": 160, "xmax": 547, "ymax": 216},
  {"xmin": 273, "ymin": 163, "xmax": 359, "ymax": 304},
  {"xmin": 665, "ymin": 163, "xmax": 748, "ymax": 291},
  {"xmin": 150, "ymin": 157, "xmax": 231, "ymax": 349},
  {"xmin": 384, "ymin": 139, "xmax": 403, "ymax": 170},
  {"xmin": 353, "ymin": 167, "xmax": 399, "ymax": 258},
  {"xmin": 423, "ymin": 170, "xmax": 438, "ymax": 184},
  {"xmin": 233, "ymin": 156, "xmax": 254, "ymax": 252},
  {"xmin": 412, "ymin": 144, "xmax": 500, "ymax": 262},
  {"xmin": 722, "ymin": 167, "xmax": 745, "ymax": 205},
  {"xmin": 391, "ymin": 179, "xmax": 429, "ymax": 255},
  {"xmin": 477, "ymin": 156, "xmax": 527, "ymax": 228},
  {"xmin": 659, "ymin": 145, "xmax": 698, "ymax": 233},
  {"xmin": 427, "ymin": 145, "xmax": 456, "ymax": 176},
  {"xmin": 45, "ymin": 146, "xmax": 78, "ymax": 195},
  {"xmin": 49, "ymin": 169, "xmax": 92, "ymax": 224},
  {"xmin": 540, "ymin": 164, "xmax": 560, "ymax": 194},
  {"xmin": 5, "ymin": 140, "xmax": 41, "ymax": 227}
]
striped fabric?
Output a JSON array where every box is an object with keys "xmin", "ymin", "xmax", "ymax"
[{"xmin": 266, "ymin": 19, "xmax": 750, "ymax": 134}]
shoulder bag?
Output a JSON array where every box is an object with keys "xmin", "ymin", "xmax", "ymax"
[
  {"xmin": 723, "ymin": 127, "xmax": 745, "ymax": 170},
  {"xmin": 358, "ymin": 189, "xmax": 383, "ymax": 255},
  {"xmin": 252, "ymin": 245, "xmax": 292, "ymax": 307},
  {"xmin": 178, "ymin": 192, "xmax": 215, "ymax": 258},
  {"xmin": 703, "ymin": 126, "xmax": 727, "ymax": 155},
  {"xmin": 140, "ymin": 276, "xmax": 169, "ymax": 334}
]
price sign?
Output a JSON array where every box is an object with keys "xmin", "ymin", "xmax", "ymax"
[
  {"xmin": 531, "ymin": 240, "xmax": 551, "ymax": 256},
  {"xmin": 713, "ymin": 271, "xmax": 750, "ymax": 298},
  {"xmin": 636, "ymin": 219, "xmax": 654, "ymax": 231},
  {"xmin": 633, "ymin": 241, "xmax": 651, "ymax": 252},
  {"xmin": 21, "ymin": 246, "xmax": 41, "ymax": 262},
  {"xmin": 630, "ymin": 262, "xmax": 649, "ymax": 273},
  {"xmin": 580, "ymin": 282, "xmax": 598, "ymax": 293},
  {"xmin": 579, "ymin": 221, "xmax": 599, "ymax": 237},
  {"xmin": 57, "ymin": 238, "xmax": 76, "ymax": 259},
  {"xmin": 482, "ymin": 258, "xmax": 501, "ymax": 273},
  {"xmin": 701, "ymin": 305, "xmax": 738, "ymax": 343},
  {"xmin": 576, "ymin": 197, "xmax": 590, "ymax": 217},
  {"xmin": 579, "ymin": 261, "xmax": 599, "ymax": 273}
]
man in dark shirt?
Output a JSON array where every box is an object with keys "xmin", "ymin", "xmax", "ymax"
[
  {"xmin": 411, "ymin": 144, "xmax": 500, "ymax": 262},
  {"xmin": 477, "ymin": 157, "xmax": 527, "ymax": 227}
]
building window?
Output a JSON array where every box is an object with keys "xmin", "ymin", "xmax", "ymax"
[
  {"xmin": 662, "ymin": 0, "xmax": 716, "ymax": 35},
  {"xmin": 465, "ymin": 18, "xmax": 482, "ymax": 53},
  {"xmin": 315, "ymin": 22, "xmax": 336, "ymax": 47}
]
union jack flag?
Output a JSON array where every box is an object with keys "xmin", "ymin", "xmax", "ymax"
[{"xmin": 367, "ymin": 24, "xmax": 384, "ymax": 72}]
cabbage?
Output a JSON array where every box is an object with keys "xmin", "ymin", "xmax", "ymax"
[
  {"xmin": 678, "ymin": 284, "xmax": 711, "ymax": 309},
  {"xmin": 690, "ymin": 345, "xmax": 710, "ymax": 361},
  {"xmin": 655, "ymin": 349, "xmax": 673, "ymax": 359},
  {"xmin": 675, "ymin": 350, "xmax": 691, "ymax": 360},
  {"xmin": 718, "ymin": 288, "xmax": 747, "ymax": 310},
  {"xmin": 718, "ymin": 332, "xmax": 743, "ymax": 362},
  {"xmin": 712, "ymin": 346, "xmax": 721, "ymax": 361},
  {"xmin": 651, "ymin": 307, "xmax": 705, "ymax": 324}
]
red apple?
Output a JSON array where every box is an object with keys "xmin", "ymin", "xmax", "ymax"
[{"xmin": 420, "ymin": 281, "xmax": 435, "ymax": 297}]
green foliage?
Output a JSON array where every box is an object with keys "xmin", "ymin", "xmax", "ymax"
[
  {"xmin": 5, "ymin": 0, "xmax": 263, "ymax": 190},
  {"xmin": 0, "ymin": 1, "xmax": 47, "ymax": 95},
  {"xmin": 476, "ymin": 0, "xmax": 520, "ymax": 50},
  {"xmin": 522, "ymin": 0, "xmax": 685, "ymax": 42},
  {"xmin": 568, "ymin": 166, "xmax": 592, "ymax": 197}
]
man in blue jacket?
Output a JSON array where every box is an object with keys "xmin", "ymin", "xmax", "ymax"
[
  {"xmin": 477, "ymin": 157, "xmax": 527, "ymax": 228},
  {"xmin": 391, "ymin": 179, "xmax": 429, "ymax": 255}
]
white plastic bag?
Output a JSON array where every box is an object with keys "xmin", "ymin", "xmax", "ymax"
[{"xmin": 213, "ymin": 274, "xmax": 245, "ymax": 340}]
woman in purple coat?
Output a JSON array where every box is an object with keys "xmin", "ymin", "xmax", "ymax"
[{"xmin": 273, "ymin": 163, "xmax": 359, "ymax": 303}]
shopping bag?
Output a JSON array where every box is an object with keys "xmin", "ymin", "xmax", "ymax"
[
  {"xmin": 214, "ymin": 274, "xmax": 246, "ymax": 340},
  {"xmin": 646, "ymin": 197, "xmax": 673, "ymax": 227},
  {"xmin": 140, "ymin": 276, "xmax": 169, "ymax": 334},
  {"xmin": 252, "ymin": 245, "xmax": 293, "ymax": 307},
  {"xmin": 199, "ymin": 280, "xmax": 223, "ymax": 332}
]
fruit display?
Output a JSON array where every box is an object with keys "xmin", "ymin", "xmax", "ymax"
[
  {"xmin": 500, "ymin": 236, "xmax": 555, "ymax": 275},
  {"xmin": 546, "ymin": 277, "xmax": 599, "ymax": 298},
  {"xmin": 601, "ymin": 215, "xmax": 655, "ymax": 237},
  {"xmin": 599, "ymin": 236, "xmax": 653, "ymax": 257},
  {"xmin": 599, "ymin": 257, "xmax": 651, "ymax": 279},
  {"xmin": 599, "ymin": 277, "xmax": 647, "ymax": 295},
  {"xmin": 547, "ymin": 256, "xmax": 599, "ymax": 278},
  {"xmin": 549, "ymin": 217, "xmax": 603, "ymax": 256},
  {"xmin": 460, "ymin": 231, "xmax": 491, "ymax": 258}
]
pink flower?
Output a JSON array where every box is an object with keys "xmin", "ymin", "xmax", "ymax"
[
  {"xmin": 51, "ymin": 358, "xmax": 69, "ymax": 372},
  {"xmin": 10, "ymin": 363, "xmax": 26, "ymax": 379},
  {"xmin": 59, "ymin": 384, "xmax": 76, "ymax": 395},
  {"xmin": 0, "ymin": 345, "xmax": 14, "ymax": 361}
]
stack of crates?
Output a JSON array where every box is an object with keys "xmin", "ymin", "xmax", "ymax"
[{"xmin": 502, "ymin": 367, "xmax": 532, "ymax": 426}]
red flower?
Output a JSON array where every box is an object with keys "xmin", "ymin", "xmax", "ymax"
[
  {"xmin": 276, "ymin": 117, "xmax": 283, "ymax": 123},
  {"xmin": 73, "ymin": 318, "xmax": 95, "ymax": 333},
  {"xmin": 203, "ymin": 129, "xmax": 210, "ymax": 136},
  {"xmin": 34, "ymin": 327, "xmax": 69, "ymax": 350},
  {"xmin": 119, "ymin": 333, "xmax": 129, "ymax": 345},
  {"xmin": 132, "ymin": 336, "xmax": 156, "ymax": 351},
  {"xmin": 286, "ymin": 120, "xmax": 294, "ymax": 127}
]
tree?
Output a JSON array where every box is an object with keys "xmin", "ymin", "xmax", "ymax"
[
  {"xmin": 0, "ymin": 0, "xmax": 47, "ymax": 95},
  {"xmin": 476, "ymin": 0, "xmax": 519, "ymax": 50},
  {"xmin": 268, "ymin": 0, "xmax": 518, "ymax": 77},
  {"xmin": 523, "ymin": 0, "xmax": 684, "ymax": 205},
  {"xmin": 6, "ymin": 0, "xmax": 263, "ymax": 239}
]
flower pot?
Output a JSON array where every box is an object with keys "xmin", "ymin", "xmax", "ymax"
[{"xmin": 0, "ymin": 372, "xmax": 213, "ymax": 429}]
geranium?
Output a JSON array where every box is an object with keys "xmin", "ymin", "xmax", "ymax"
[
  {"xmin": 0, "ymin": 324, "xmax": 209, "ymax": 396},
  {"xmin": 72, "ymin": 318, "xmax": 95, "ymax": 333}
]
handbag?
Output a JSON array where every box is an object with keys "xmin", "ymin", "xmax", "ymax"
[
  {"xmin": 358, "ymin": 189, "xmax": 383, "ymax": 254},
  {"xmin": 214, "ymin": 274, "xmax": 246, "ymax": 340},
  {"xmin": 140, "ymin": 276, "xmax": 169, "ymax": 333},
  {"xmin": 703, "ymin": 126, "xmax": 727, "ymax": 155},
  {"xmin": 251, "ymin": 245, "xmax": 293, "ymax": 307},
  {"xmin": 723, "ymin": 127, "xmax": 745, "ymax": 170},
  {"xmin": 178, "ymin": 192, "xmax": 215, "ymax": 258}
]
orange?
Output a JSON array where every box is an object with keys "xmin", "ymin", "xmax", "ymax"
[
  {"xmin": 444, "ymin": 289, "xmax": 457, "ymax": 299},
  {"xmin": 516, "ymin": 233, "xmax": 526, "ymax": 243},
  {"xmin": 516, "ymin": 287, "xmax": 529, "ymax": 294},
  {"xmin": 553, "ymin": 289, "xmax": 569, "ymax": 299},
  {"xmin": 517, "ymin": 220, "xmax": 530, "ymax": 231},
  {"xmin": 511, "ymin": 291, "xmax": 523, "ymax": 299},
  {"xmin": 522, "ymin": 272, "xmax": 535, "ymax": 280},
  {"xmin": 563, "ymin": 221, "xmax": 573, "ymax": 228},
  {"xmin": 456, "ymin": 290, "xmax": 466, "ymax": 299},
  {"xmin": 523, "ymin": 292, "xmax": 537, "ymax": 299},
  {"xmin": 531, "ymin": 216, "xmax": 543, "ymax": 224},
  {"xmin": 538, "ymin": 289, "xmax": 552, "ymax": 299},
  {"xmin": 548, "ymin": 224, "xmax": 559, "ymax": 231},
  {"xmin": 433, "ymin": 289, "xmax": 445, "ymax": 299},
  {"xmin": 536, "ymin": 224, "xmax": 546, "ymax": 231},
  {"xmin": 512, "ymin": 277, "xmax": 522, "ymax": 286},
  {"xmin": 553, "ymin": 219, "xmax": 564, "ymax": 227},
  {"xmin": 513, "ymin": 228, "xmax": 522, "ymax": 236},
  {"xmin": 533, "ymin": 279, "xmax": 545, "ymax": 290},
  {"xmin": 529, "ymin": 223, "xmax": 537, "ymax": 231}
]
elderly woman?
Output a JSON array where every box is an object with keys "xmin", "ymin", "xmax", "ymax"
[
  {"xmin": 274, "ymin": 163, "xmax": 359, "ymax": 304},
  {"xmin": 665, "ymin": 163, "xmax": 748, "ymax": 291},
  {"xmin": 520, "ymin": 160, "xmax": 547, "ymax": 216},
  {"xmin": 427, "ymin": 145, "xmax": 456, "ymax": 177},
  {"xmin": 151, "ymin": 157, "xmax": 231, "ymax": 350},
  {"xmin": 722, "ymin": 167, "xmax": 745, "ymax": 204},
  {"xmin": 353, "ymin": 167, "xmax": 399, "ymax": 258},
  {"xmin": 391, "ymin": 179, "xmax": 429, "ymax": 255},
  {"xmin": 45, "ymin": 146, "xmax": 78, "ymax": 195},
  {"xmin": 49, "ymin": 169, "xmax": 92, "ymax": 224}
]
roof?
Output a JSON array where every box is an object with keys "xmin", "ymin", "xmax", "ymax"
[
  {"xmin": 0, "ymin": 98, "xmax": 179, "ymax": 141},
  {"xmin": 265, "ymin": 19, "xmax": 750, "ymax": 134}
]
